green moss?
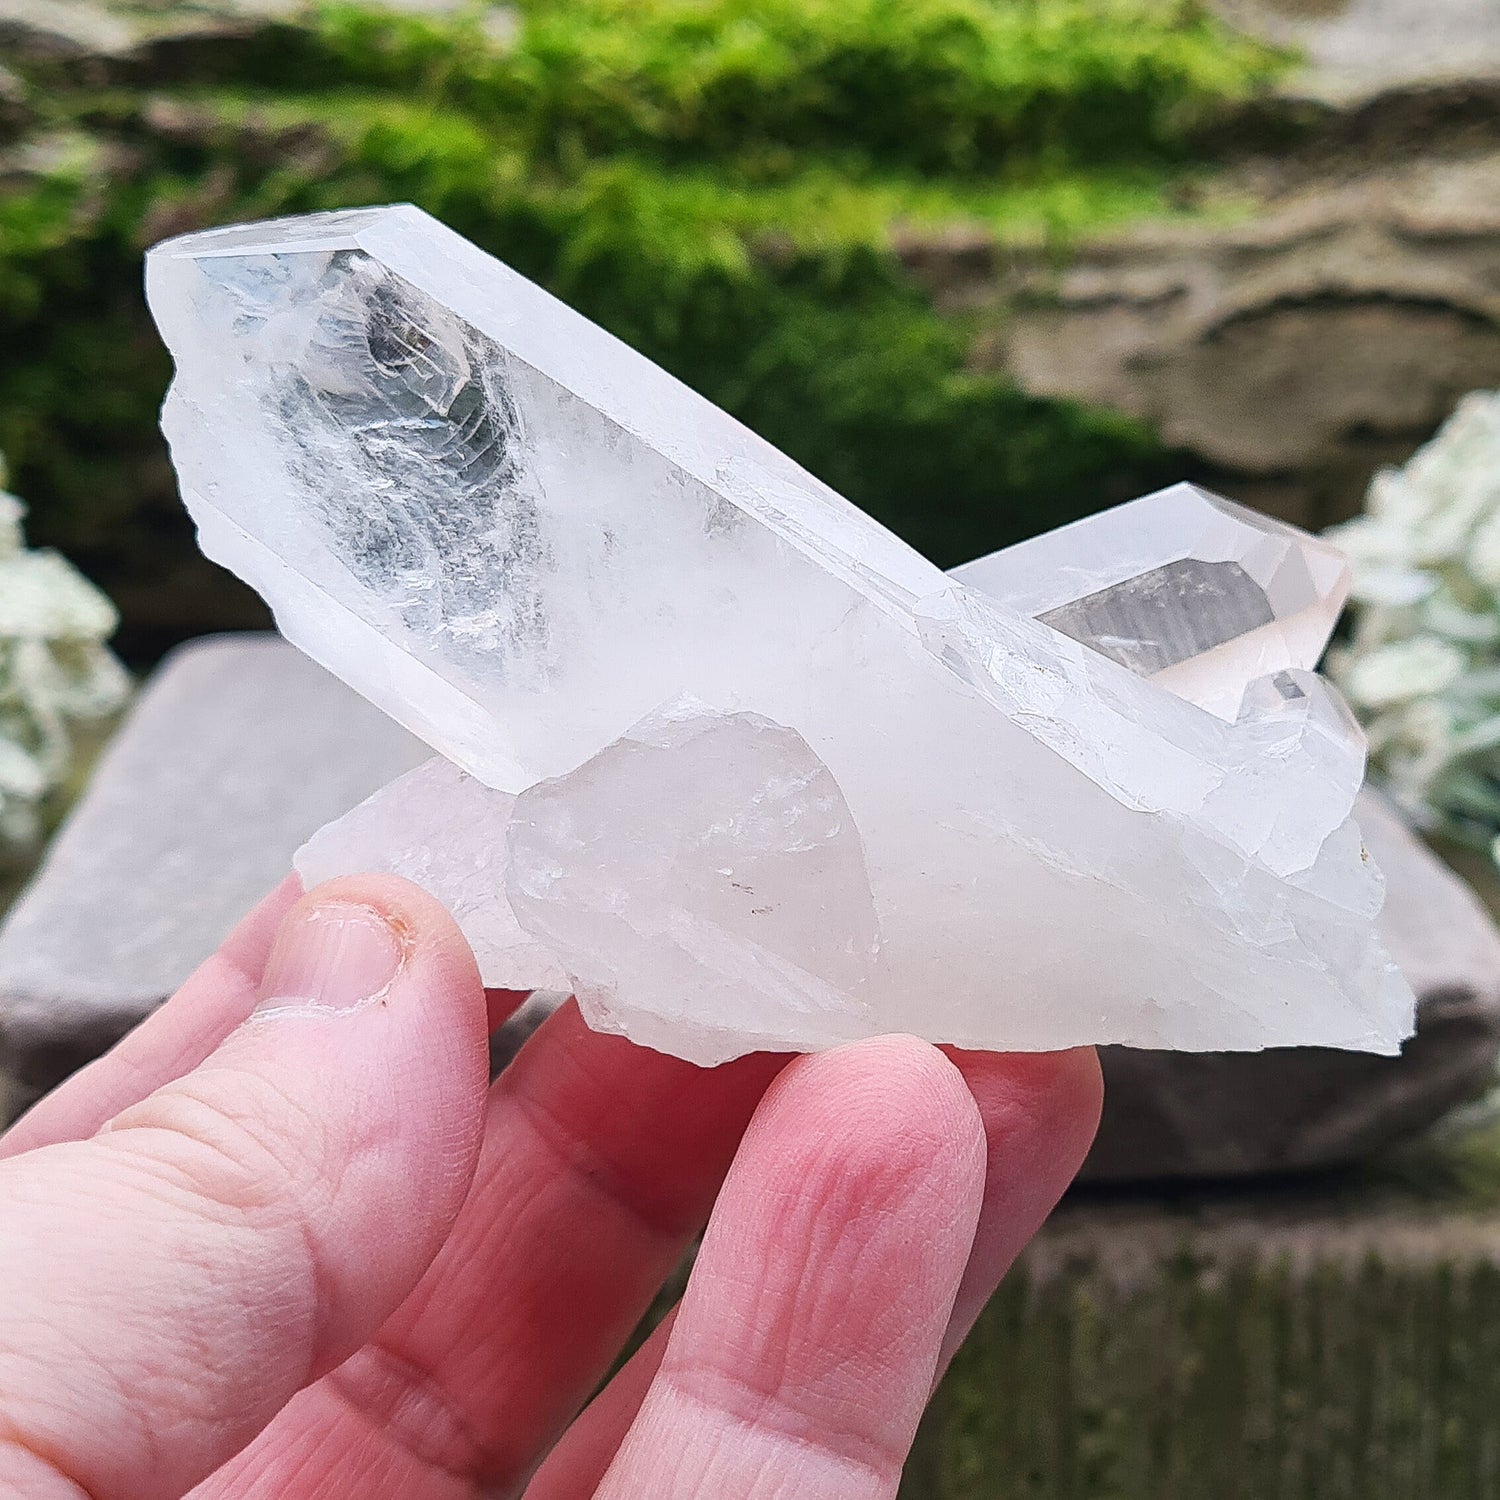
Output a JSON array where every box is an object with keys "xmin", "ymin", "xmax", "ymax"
[
  {"xmin": 295, "ymin": 0, "xmax": 1285, "ymax": 171},
  {"xmin": 906, "ymin": 1243, "xmax": 1500, "ymax": 1499},
  {"xmin": 0, "ymin": 0, "xmax": 1291, "ymax": 650}
]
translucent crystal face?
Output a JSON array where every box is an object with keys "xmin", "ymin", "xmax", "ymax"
[
  {"xmin": 193, "ymin": 246, "xmax": 547, "ymax": 661},
  {"xmin": 1239, "ymin": 666, "xmax": 1363, "ymax": 736},
  {"xmin": 146, "ymin": 207, "xmax": 944, "ymax": 791},
  {"xmin": 148, "ymin": 205, "xmax": 1414, "ymax": 1064},
  {"xmin": 953, "ymin": 484, "xmax": 1351, "ymax": 720},
  {"xmin": 506, "ymin": 699, "xmax": 882, "ymax": 1060},
  {"xmin": 1039, "ymin": 557, "xmax": 1275, "ymax": 673}
]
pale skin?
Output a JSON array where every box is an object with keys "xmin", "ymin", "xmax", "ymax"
[{"xmin": 0, "ymin": 874, "xmax": 1102, "ymax": 1498}]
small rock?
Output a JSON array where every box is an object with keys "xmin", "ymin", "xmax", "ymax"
[
  {"xmin": 1085, "ymin": 785, "xmax": 1500, "ymax": 1180},
  {"xmin": 0, "ymin": 0, "xmax": 134, "ymax": 59},
  {"xmin": 0, "ymin": 634, "xmax": 427, "ymax": 1117},
  {"xmin": 1214, "ymin": 0, "xmax": 1500, "ymax": 109}
]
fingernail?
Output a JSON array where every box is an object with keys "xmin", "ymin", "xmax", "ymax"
[{"xmin": 256, "ymin": 902, "xmax": 403, "ymax": 1015}]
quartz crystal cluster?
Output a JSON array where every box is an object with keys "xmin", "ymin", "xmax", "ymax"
[{"xmin": 147, "ymin": 205, "xmax": 1415, "ymax": 1065}]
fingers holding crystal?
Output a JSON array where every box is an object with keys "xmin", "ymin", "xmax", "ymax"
[
  {"xmin": 527, "ymin": 1044, "xmax": 1103, "ymax": 1500},
  {"xmin": 197, "ymin": 1004, "xmax": 786, "ymax": 1498},
  {"xmin": 591, "ymin": 1037, "xmax": 985, "ymax": 1500},
  {"xmin": 0, "ymin": 876, "xmax": 491, "ymax": 1500}
]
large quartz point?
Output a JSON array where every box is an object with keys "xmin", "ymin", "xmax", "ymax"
[{"xmin": 149, "ymin": 205, "xmax": 1415, "ymax": 1065}]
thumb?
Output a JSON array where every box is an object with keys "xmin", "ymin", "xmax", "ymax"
[{"xmin": 0, "ymin": 875, "xmax": 490, "ymax": 1500}]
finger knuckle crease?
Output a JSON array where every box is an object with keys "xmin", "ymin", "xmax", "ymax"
[
  {"xmin": 0, "ymin": 1431, "xmax": 101, "ymax": 1500},
  {"xmin": 662, "ymin": 1361, "xmax": 904, "ymax": 1488},
  {"xmin": 325, "ymin": 1341, "xmax": 487, "ymax": 1482},
  {"xmin": 113, "ymin": 1070, "xmax": 332, "ymax": 1226},
  {"xmin": 508, "ymin": 1085, "xmax": 693, "ymax": 1242}
]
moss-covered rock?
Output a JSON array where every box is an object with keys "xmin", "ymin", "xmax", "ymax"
[
  {"xmin": 905, "ymin": 1131, "xmax": 1500, "ymax": 1498},
  {"xmin": 0, "ymin": 0, "xmax": 1288, "ymax": 657}
]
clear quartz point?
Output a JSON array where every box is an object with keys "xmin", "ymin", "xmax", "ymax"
[
  {"xmin": 952, "ymin": 484, "xmax": 1351, "ymax": 721},
  {"xmin": 505, "ymin": 697, "xmax": 883, "ymax": 1061},
  {"xmin": 148, "ymin": 204, "xmax": 1414, "ymax": 1065}
]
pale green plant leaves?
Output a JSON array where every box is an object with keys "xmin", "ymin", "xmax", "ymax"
[
  {"xmin": 1328, "ymin": 393, "xmax": 1500, "ymax": 858},
  {"xmin": 0, "ymin": 459, "xmax": 129, "ymax": 853}
]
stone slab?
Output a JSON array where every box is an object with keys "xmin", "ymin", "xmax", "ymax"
[
  {"xmin": 4, "ymin": 633, "xmax": 1498, "ymax": 1175},
  {"xmin": 0, "ymin": 633, "xmax": 426, "ymax": 1112},
  {"xmin": 0, "ymin": 0, "xmax": 134, "ymax": 59},
  {"xmin": 929, "ymin": 149, "xmax": 1500, "ymax": 536},
  {"xmin": 1215, "ymin": 0, "xmax": 1500, "ymax": 107}
]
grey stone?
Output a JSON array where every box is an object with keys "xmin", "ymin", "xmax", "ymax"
[
  {"xmin": 0, "ymin": 0, "xmax": 135, "ymax": 59},
  {"xmin": 0, "ymin": 634, "xmax": 426, "ymax": 1114},
  {"xmin": 1085, "ymin": 785, "xmax": 1500, "ymax": 1181},
  {"xmin": 1214, "ymin": 0, "xmax": 1500, "ymax": 108},
  {"xmin": 0, "ymin": 0, "xmax": 486, "ymax": 68},
  {"xmin": 900, "ymin": 150, "xmax": 1500, "ymax": 534},
  {"xmin": 5, "ymin": 634, "xmax": 1498, "ymax": 1173},
  {"xmin": 0, "ymin": 0, "xmax": 487, "ymax": 85}
]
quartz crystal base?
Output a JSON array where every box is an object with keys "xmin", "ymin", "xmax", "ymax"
[{"xmin": 149, "ymin": 205, "xmax": 1415, "ymax": 1066}]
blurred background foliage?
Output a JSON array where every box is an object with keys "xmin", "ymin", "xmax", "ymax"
[{"xmin": 0, "ymin": 0, "xmax": 1289, "ymax": 659}]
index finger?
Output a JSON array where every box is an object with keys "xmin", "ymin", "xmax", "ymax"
[
  {"xmin": 528, "ymin": 1044, "xmax": 1101, "ymax": 1499},
  {"xmin": 594, "ymin": 1035, "xmax": 987, "ymax": 1500}
]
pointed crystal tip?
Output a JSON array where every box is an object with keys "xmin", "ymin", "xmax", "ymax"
[{"xmin": 953, "ymin": 483, "xmax": 1351, "ymax": 720}]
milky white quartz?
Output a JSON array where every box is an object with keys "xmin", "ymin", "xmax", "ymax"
[{"xmin": 148, "ymin": 204, "xmax": 1415, "ymax": 1065}]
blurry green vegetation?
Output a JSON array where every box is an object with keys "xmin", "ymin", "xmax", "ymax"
[{"xmin": 0, "ymin": 0, "xmax": 1289, "ymax": 651}]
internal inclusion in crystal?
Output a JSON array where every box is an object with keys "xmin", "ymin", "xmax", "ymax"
[
  {"xmin": 1040, "ymin": 559, "xmax": 1274, "ymax": 674},
  {"xmin": 147, "ymin": 204, "xmax": 1414, "ymax": 1064},
  {"xmin": 203, "ymin": 246, "xmax": 552, "ymax": 667}
]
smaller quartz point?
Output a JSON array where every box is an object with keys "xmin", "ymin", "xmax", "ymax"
[
  {"xmin": 507, "ymin": 699, "xmax": 881, "ymax": 1061},
  {"xmin": 952, "ymin": 484, "xmax": 1351, "ymax": 721},
  {"xmin": 1230, "ymin": 668, "xmax": 1371, "ymax": 887},
  {"xmin": 151, "ymin": 205, "xmax": 1413, "ymax": 1065},
  {"xmin": 305, "ymin": 701, "xmax": 884, "ymax": 1063}
]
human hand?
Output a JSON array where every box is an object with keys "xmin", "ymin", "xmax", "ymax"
[{"xmin": 0, "ymin": 875, "xmax": 1101, "ymax": 1498}]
